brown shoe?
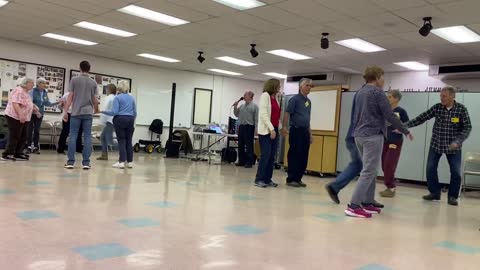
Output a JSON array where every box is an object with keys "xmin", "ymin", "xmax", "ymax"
[
  {"xmin": 96, "ymin": 152, "xmax": 108, "ymax": 160},
  {"xmin": 379, "ymin": 188, "xmax": 396, "ymax": 198}
]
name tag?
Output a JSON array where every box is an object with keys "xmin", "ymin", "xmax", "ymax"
[
  {"xmin": 451, "ymin": 117, "xmax": 460, "ymax": 123},
  {"xmin": 305, "ymin": 101, "xmax": 310, "ymax": 107},
  {"xmin": 394, "ymin": 112, "xmax": 400, "ymax": 118},
  {"xmin": 388, "ymin": 144, "xmax": 398, "ymax": 149}
]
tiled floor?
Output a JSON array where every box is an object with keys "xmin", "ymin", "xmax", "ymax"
[{"xmin": 0, "ymin": 152, "xmax": 479, "ymax": 270}]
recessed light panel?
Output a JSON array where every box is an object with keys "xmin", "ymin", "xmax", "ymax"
[
  {"xmin": 431, "ymin": 26, "xmax": 480, "ymax": 44},
  {"xmin": 335, "ymin": 38, "xmax": 386, "ymax": 53},
  {"xmin": 42, "ymin": 33, "xmax": 97, "ymax": 46},
  {"xmin": 118, "ymin": 5, "xmax": 189, "ymax": 26}
]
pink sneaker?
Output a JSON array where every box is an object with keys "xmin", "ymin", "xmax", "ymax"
[
  {"xmin": 363, "ymin": 204, "xmax": 381, "ymax": 214},
  {"xmin": 345, "ymin": 206, "xmax": 372, "ymax": 218}
]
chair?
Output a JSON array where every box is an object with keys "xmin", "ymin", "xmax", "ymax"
[
  {"xmin": 462, "ymin": 152, "xmax": 480, "ymax": 193},
  {"xmin": 39, "ymin": 120, "xmax": 55, "ymax": 149}
]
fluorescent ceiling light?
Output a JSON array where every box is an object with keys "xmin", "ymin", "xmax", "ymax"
[
  {"xmin": 266, "ymin": 49, "xmax": 312, "ymax": 60},
  {"xmin": 216, "ymin": 56, "xmax": 257, "ymax": 67},
  {"xmin": 431, "ymin": 26, "xmax": 480, "ymax": 44},
  {"xmin": 74, "ymin": 21, "xmax": 136, "ymax": 37},
  {"xmin": 208, "ymin": 69, "xmax": 243, "ymax": 76},
  {"xmin": 394, "ymin": 61, "xmax": 429, "ymax": 71},
  {"xmin": 118, "ymin": 5, "xmax": 189, "ymax": 26},
  {"xmin": 335, "ymin": 38, "xmax": 386, "ymax": 53},
  {"xmin": 42, "ymin": 33, "xmax": 97, "ymax": 46},
  {"xmin": 138, "ymin": 53, "xmax": 181, "ymax": 63},
  {"xmin": 263, "ymin": 72, "xmax": 287, "ymax": 79},
  {"xmin": 0, "ymin": 1, "xmax": 8, "ymax": 8},
  {"xmin": 213, "ymin": 0, "xmax": 265, "ymax": 10}
]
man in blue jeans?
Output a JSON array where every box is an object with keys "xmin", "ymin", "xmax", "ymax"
[
  {"xmin": 325, "ymin": 92, "xmax": 382, "ymax": 208},
  {"xmin": 407, "ymin": 86, "xmax": 471, "ymax": 206},
  {"xmin": 62, "ymin": 61, "xmax": 99, "ymax": 170}
]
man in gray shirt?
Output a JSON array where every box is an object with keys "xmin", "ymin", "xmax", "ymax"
[
  {"xmin": 346, "ymin": 66, "xmax": 412, "ymax": 219},
  {"xmin": 63, "ymin": 61, "xmax": 99, "ymax": 170},
  {"xmin": 233, "ymin": 91, "xmax": 258, "ymax": 168}
]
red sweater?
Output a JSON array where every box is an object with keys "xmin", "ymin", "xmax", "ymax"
[{"xmin": 270, "ymin": 95, "xmax": 280, "ymax": 128}]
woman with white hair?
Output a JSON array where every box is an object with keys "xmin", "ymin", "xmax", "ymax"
[
  {"xmin": 101, "ymin": 80, "xmax": 136, "ymax": 169},
  {"xmin": 1, "ymin": 77, "xmax": 40, "ymax": 161},
  {"xmin": 27, "ymin": 77, "xmax": 58, "ymax": 154}
]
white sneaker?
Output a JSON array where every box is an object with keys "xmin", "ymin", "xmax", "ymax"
[
  {"xmin": 112, "ymin": 162, "xmax": 125, "ymax": 169},
  {"xmin": 127, "ymin": 162, "xmax": 133, "ymax": 168}
]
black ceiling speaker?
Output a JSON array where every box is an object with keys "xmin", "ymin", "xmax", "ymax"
[
  {"xmin": 419, "ymin": 17, "xmax": 433, "ymax": 37},
  {"xmin": 250, "ymin": 44, "xmax": 259, "ymax": 58},
  {"xmin": 197, "ymin": 51, "xmax": 205, "ymax": 63},
  {"xmin": 321, "ymin": 33, "xmax": 329, "ymax": 49}
]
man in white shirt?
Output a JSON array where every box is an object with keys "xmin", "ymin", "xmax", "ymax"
[{"xmin": 56, "ymin": 92, "xmax": 83, "ymax": 154}]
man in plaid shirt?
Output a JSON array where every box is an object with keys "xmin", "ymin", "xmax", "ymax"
[{"xmin": 407, "ymin": 86, "xmax": 472, "ymax": 206}]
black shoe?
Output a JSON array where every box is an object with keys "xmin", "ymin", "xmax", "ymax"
[
  {"xmin": 287, "ymin": 181, "xmax": 302, "ymax": 188},
  {"xmin": 244, "ymin": 164, "xmax": 253, "ymax": 168},
  {"xmin": 325, "ymin": 184, "xmax": 340, "ymax": 204},
  {"xmin": 14, "ymin": 154, "xmax": 29, "ymax": 161},
  {"xmin": 448, "ymin": 197, "xmax": 458, "ymax": 206},
  {"xmin": 254, "ymin": 181, "xmax": 268, "ymax": 188},
  {"xmin": 423, "ymin": 193, "xmax": 441, "ymax": 201},
  {"xmin": 235, "ymin": 163, "xmax": 245, "ymax": 167},
  {"xmin": 32, "ymin": 148, "xmax": 40, "ymax": 154},
  {"xmin": 1, "ymin": 154, "xmax": 16, "ymax": 161},
  {"xmin": 298, "ymin": 181, "xmax": 307, "ymax": 188},
  {"xmin": 267, "ymin": 181, "xmax": 278, "ymax": 188},
  {"xmin": 372, "ymin": 200, "xmax": 384, "ymax": 208}
]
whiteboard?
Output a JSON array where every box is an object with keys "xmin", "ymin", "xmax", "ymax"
[
  {"xmin": 136, "ymin": 87, "xmax": 193, "ymax": 128},
  {"xmin": 309, "ymin": 90, "xmax": 338, "ymax": 131}
]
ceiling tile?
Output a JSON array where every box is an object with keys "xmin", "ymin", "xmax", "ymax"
[
  {"xmin": 247, "ymin": 5, "xmax": 315, "ymax": 28},
  {"xmin": 371, "ymin": 0, "xmax": 430, "ymax": 10},
  {"xmin": 314, "ymin": 0, "xmax": 387, "ymax": 17},
  {"xmin": 325, "ymin": 19, "xmax": 387, "ymax": 37},
  {"xmin": 135, "ymin": 0, "xmax": 212, "ymax": 22},
  {"xmin": 356, "ymin": 13, "xmax": 419, "ymax": 34},
  {"xmin": 274, "ymin": 0, "xmax": 345, "ymax": 24}
]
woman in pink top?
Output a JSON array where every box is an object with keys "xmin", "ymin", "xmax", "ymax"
[{"xmin": 2, "ymin": 77, "xmax": 40, "ymax": 161}]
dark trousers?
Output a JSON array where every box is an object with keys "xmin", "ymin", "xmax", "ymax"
[
  {"xmin": 27, "ymin": 115, "xmax": 43, "ymax": 148},
  {"xmin": 238, "ymin": 124, "xmax": 255, "ymax": 165},
  {"xmin": 426, "ymin": 147, "xmax": 462, "ymax": 199},
  {"xmin": 113, "ymin": 115, "xmax": 135, "ymax": 163},
  {"xmin": 255, "ymin": 128, "xmax": 278, "ymax": 184},
  {"xmin": 57, "ymin": 113, "xmax": 83, "ymax": 153},
  {"xmin": 3, "ymin": 116, "xmax": 28, "ymax": 156},
  {"xmin": 287, "ymin": 127, "xmax": 310, "ymax": 183},
  {"xmin": 381, "ymin": 141, "xmax": 403, "ymax": 189},
  {"xmin": 330, "ymin": 138, "xmax": 362, "ymax": 193}
]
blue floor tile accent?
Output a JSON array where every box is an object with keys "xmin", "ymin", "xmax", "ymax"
[
  {"xmin": 297, "ymin": 190, "xmax": 322, "ymax": 196},
  {"xmin": 435, "ymin": 241, "xmax": 480, "ymax": 255},
  {"xmin": 224, "ymin": 224, "xmax": 267, "ymax": 235},
  {"xmin": 17, "ymin": 210, "xmax": 58, "ymax": 220},
  {"xmin": 146, "ymin": 201, "xmax": 176, "ymax": 208},
  {"xmin": 97, "ymin": 184, "xmax": 120, "ymax": 190},
  {"xmin": 118, "ymin": 218, "xmax": 160, "ymax": 228},
  {"xmin": 233, "ymin": 195, "xmax": 257, "ymax": 201},
  {"xmin": 0, "ymin": 189, "xmax": 15, "ymax": 195},
  {"xmin": 60, "ymin": 173, "xmax": 80, "ymax": 178},
  {"xmin": 73, "ymin": 243, "xmax": 133, "ymax": 261},
  {"xmin": 355, "ymin": 264, "xmax": 393, "ymax": 270},
  {"xmin": 26, "ymin": 181, "xmax": 50, "ymax": 186},
  {"xmin": 314, "ymin": 214, "xmax": 346, "ymax": 222}
]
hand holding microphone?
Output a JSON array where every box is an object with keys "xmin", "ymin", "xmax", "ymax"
[{"xmin": 232, "ymin": 97, "xmax": 244, "ymax": 107}]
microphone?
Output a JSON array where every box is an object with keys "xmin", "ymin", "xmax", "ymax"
[{"xmin": 232, "ymin": 97, "xmax": 244, "ymax": 107}]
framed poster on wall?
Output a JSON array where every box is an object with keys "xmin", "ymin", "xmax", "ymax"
[
  {"xmin": 69, "ymin": 70, "xmax": 132, "ymax": 109},
  {"xmin": 0, "ymin": 58, "xmax": 66, "ymax": 113},
  {"xmin": 192, "ymin": 88, "xmax": 213, "ymax": 125}
]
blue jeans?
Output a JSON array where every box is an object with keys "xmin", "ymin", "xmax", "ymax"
[
  {"xmin": 426, "ymin": 147, "xmax": 462, "ymax": 199},
  {"xmin": 330, "ymin": 138, "xmax": 363, "ymax": 193},
  {"xmin": 113, "ymin": 115, "xmax": 135, "ymax": 163},
  {"xmin": 255, "ymin": 128, "xmax": 278, "ymax": 184},
  {"xmin": 100, "ymin": 122, "xmax": 114, "ymax": 152},
  {"xmin": 67, "ymin": 115, "xmax": 93, "ymax": 166}
]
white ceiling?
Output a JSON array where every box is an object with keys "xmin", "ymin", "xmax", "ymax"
[{"xmin": 2, "ymin": 0, "xmax": 480, "ymax": 81}]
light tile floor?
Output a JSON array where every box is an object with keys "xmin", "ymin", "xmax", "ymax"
[{"xmin": 0, "ymin": 152, "xmax": 479, "ymax": 270}]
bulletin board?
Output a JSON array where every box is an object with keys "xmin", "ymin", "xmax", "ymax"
[
  {"xmin": 70, "ymin": 70, "xmax": 132, "ymax": 108},
  {"xmin": 0, "ymin": 58, "xmax": 66, "ymax": 113},
  {"xmin": 309, "ymin": 86, "xmax": 342, "ymax": 136}
]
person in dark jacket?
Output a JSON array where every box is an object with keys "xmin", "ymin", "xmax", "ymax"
[{"xmin": 27, "ymin": 77, "xmax": 58, "ymax": 154}]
